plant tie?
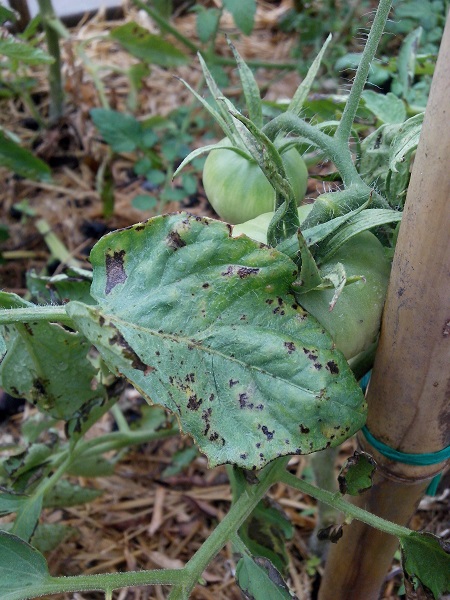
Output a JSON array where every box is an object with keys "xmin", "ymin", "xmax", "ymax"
[
  {"xmin": 359, "ymin": 372, "xmax": 449, "ymax": 495},
  {"xmin": 361, "ymin": 425, "xmax": 450, "ymax": 495}
]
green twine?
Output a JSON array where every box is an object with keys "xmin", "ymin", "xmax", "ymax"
[{"xmin": 361, "ymin": 425, "xmax": 449, "ymax": 495}]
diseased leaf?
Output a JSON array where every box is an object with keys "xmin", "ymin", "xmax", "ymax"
[
  {"xmin": 0, "ymin": 531, "xmax": 51, "ymax": 600},
  {"xmin": 0, "ymin": 294, "xmax": 107, "ymax": 424},
  {"xmin": 67, "ymin": 213, "xmax": 365, "ymax": 469},
  {"xmin": 239, "ymin": 498, "xmax": 294, "ymax": 574},
  {"xmin": 400, "ymin": 532, "xmax": 450, "ymax": 599},
  {"xmin": 26, "ymin": 267, "xmax": 94, "ymax": 305},
  {"xmin": 227, "ymin": 38, "xmax": 262, "ymax": 129},
  {"xmin": 110, "ymin": 22, "xmax": 188, "ymax": 67},
  {"xmin": 338, "ymin": 451, "xmax": 376, "ymax": 495},
  {"xmin": 236, "ymin": 555, "xmax": 297, "ymax": 599}
]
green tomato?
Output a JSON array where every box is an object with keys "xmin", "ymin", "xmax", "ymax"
[
  {"xmin": 203, "ymin": 138, "xmax": 308, "ymax": 224},
  {"xmin": 233, "ymin": 212, "xmax": 391, "ymax": 360},
  {"xmin": 297, "ymin": 233, "xmax": 391, "ymax": 360},
  {"xmin": 232, "ymin": 205, "xmax": 313, "ymax": 242}
]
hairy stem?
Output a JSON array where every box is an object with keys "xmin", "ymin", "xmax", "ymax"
[
  {"xmin": 0, "ymin": 305, "xmax": 72, "ymax": 325},
  {"xmin": 168, "ymin": 457, "xmax": 290, "ymax": 598},
  {"xmin": 263, "ymin": 114, "xmax": 359, "ymax": 187},
  {"xmin": 335, "ymin": 0, "xmax": 392, "ymax": 143},
  {"xmin": 280, "ymin": 471, "xmax": 412, "ymax": 538}
]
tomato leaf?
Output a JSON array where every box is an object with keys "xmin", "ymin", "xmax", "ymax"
[
  {"xmin": 110, "ymin": 22, "xmax": 188, "ymax": 67},
  {"xmin": 288, "ymin": 34, "xmax": 332, "ymax": 116},
  {"xmin": 400, "ymin": 532, "xmax": 450, "ymax": 599},
  {"xmin": 338, "ymin": 451, "xmax": 376, "ymax": 495},
  {"xmin": 236, "ymin": 555, "xmax": 297, "ymax": 599},
  {"xmin": 362, "ymin": 91, "xmax": 406, "ymax": 124},
  {"xmin": 222, "ymin": 0, "xmax": 256, "ymax": 35},
  {"xmin": 0, "ymin": 532, "xmax": 52, "ymax": 600},
  {"xmin": 227, "ymin": 37, "xmax": 262, "ymax": 129},
  {"xmin": 0, "ymin": 295, "xmax": 107, "ymax": 424},
  {"xmin": 90, "ymin": 108, "xmax": 143, "ymax": 153},
  {"xmin": 67, "ymin": 213, "xmax": 365, "ymax": 469},
  {"xmin": 0, "ymin": 131, "xmax": 51, "ymax": 181}
]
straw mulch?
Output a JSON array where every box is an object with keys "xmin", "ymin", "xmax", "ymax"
[{"xmin": 0, "ymin": 2, "xmax": 448, "ymax": 599}]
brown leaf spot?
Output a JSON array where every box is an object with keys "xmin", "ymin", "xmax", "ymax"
[
  {"xmin": 299, "ymin": 424, "xmax": 310, "ymax": 434},
  {"xmin": 108, "ymin": 330, "xmax": 149, "ymax": 372},
  {"xmin": 166, "ymin": 230, "xmax": 186, "ymax": 250},
  {"xmin": 105, "ymin": 249, "xmax": 127, "ymax": 295}
]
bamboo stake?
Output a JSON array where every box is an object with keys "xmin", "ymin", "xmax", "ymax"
[{"xmin": 318, "ymin": 10, "xmax": 450, "ymax": 600}]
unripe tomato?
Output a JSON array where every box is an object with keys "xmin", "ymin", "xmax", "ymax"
[
  {"xmin": 203, "ymin": 138, "xmax": 308, "ymax": 224},
  {"xmin": 233, "ymin": 210, "xmax": 391, "ymax": 360},
  {"xmin": 297, "ymin": 233, "xmax": 391, "ymax": 360}
]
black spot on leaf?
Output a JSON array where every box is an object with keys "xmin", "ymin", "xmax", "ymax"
[
  {"xmin": 284, "ymin": 341, "xmax": 296, "ymax": 354},
  {"xmin": 237, "ymin": 266, "xmax": 260, "ymax": 278},
  {"xmin": 187, "ymin": 395, "xmax": 202, "ymax": 410},
  {"xmin": 261, "ymin": 425, "xmax": 274, "ymax": 440},
  {"xmin": 326, "ymin": 360, "xmax": 339, "ymax": 374}
]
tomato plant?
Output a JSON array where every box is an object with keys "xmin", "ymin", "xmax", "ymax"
[{"xmin": 234, "ymin": 208, "xmax": 391, "ymax": 360}]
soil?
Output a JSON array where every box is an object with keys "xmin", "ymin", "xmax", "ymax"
[{"xmin": 0, "ymin": 3, "xmax": 448, "ymax": 599}]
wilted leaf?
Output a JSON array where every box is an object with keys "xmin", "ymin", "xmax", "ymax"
[
  {"xmin": 239, "ymin": 498, "xmax": 294, "ymax": 574},
  {"xmin": 236, "ymin": 555, "xmax": 297, "ymax": 599},
  {"xmin": 67, "ymin": 213, "xmax": 365, "ymax": 469},
  {"xmin": 338, "ymin": 451, "xmax": 376, "ymax": 495},
  {"xmin": 110, "ymin": 22, "xmax": 188, "ymax": 67},
  {"xmin": 400, "ymin": 532, "xmax": 450, "ymax": 599}
]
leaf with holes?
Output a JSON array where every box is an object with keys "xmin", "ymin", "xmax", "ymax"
[{"xmin": 67, "ymin": 213, "xmax": 365, "ymax": 469}]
